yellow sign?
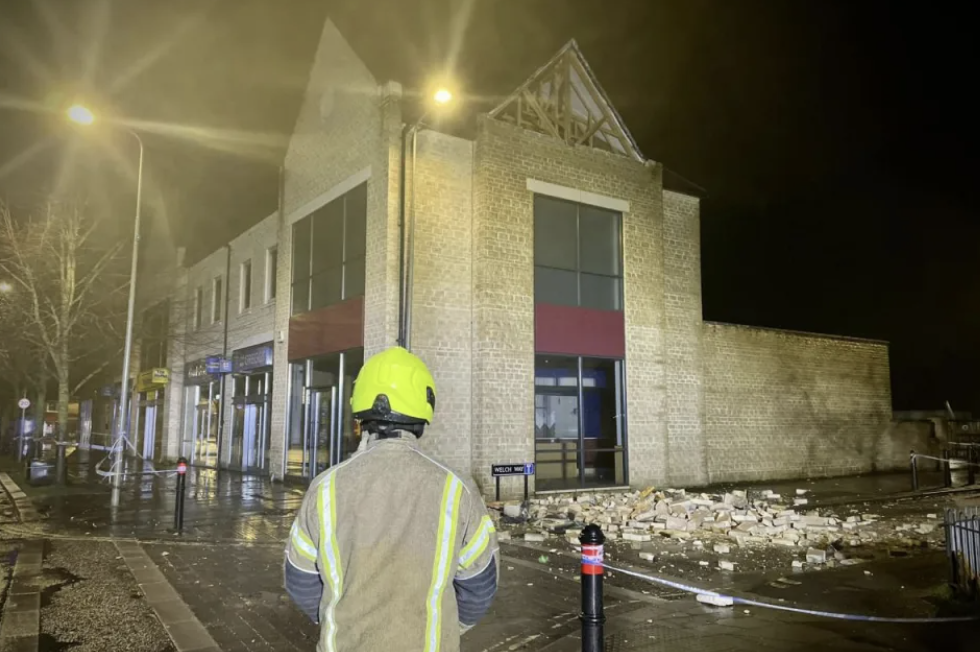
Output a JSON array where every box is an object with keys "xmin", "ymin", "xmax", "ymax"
[{"xmin": 136, "ymin": 368, "xmax": 170, "ymax": 393}]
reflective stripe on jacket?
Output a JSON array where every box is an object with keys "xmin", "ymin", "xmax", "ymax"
[{"xmin": 285, "ymin": 433, "xmax": 500, "ymax": 652}]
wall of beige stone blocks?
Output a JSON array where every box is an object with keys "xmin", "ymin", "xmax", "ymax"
[
  {"xmin": 702, "ymin": 322, "xmax": 892, "ymax": 483},
  {"xmin": 407, "ymin": 130, "xmax": 474, "ymax": 477},
  {"xmin": 268, "ymin": 19, "xmax": 403, "ymax": 479},
  {"xmin": 472, "ymin": 116, "xmax": 668, "ymax": 496},
  {"xmin": 662, "ymin": 190, "xmax": 707, "ymax": 486}
]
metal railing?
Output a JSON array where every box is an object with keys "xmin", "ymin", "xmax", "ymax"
[{"xmin": 945, "ymin": 506, "xmax": 980, "ymax": 600}]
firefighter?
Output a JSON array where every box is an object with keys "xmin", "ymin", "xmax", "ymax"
[{"xmin": 284, "ymin": 346, "xmax": 499, "ymax": 651}]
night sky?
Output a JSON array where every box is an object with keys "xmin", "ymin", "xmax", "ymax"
[{"xmin": 0, "ymin": 0, "xmax": 977, "ymax": 412}]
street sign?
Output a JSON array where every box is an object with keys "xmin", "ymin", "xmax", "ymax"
[
  {"xmin": 492, "ymin": 463, "xmax": 535, "ymax": 503},
  {"xmin": 17, "ymin": 398, "xmax": 30, "ymax": 410},
  {"xmin": 492, "ymin": 463, "xmax": 535, "ymax": 477}
]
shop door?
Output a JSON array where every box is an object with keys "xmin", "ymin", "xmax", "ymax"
[
  {"xmin": 142, "ymin": 404, "xmax": 157, "ymax": 460},
  {"xmin": 192, "ymin": 386, "xmax": 219, "ymax": 468},
  {"xmin": 305, "ymin": 385, "xmax": 337, "ymax": 478}
]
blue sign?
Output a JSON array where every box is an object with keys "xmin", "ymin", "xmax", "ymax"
[
  {"xmin": 492, "ymin": 463, "xmax": 535, "ymax": 477},
  {"xmin": 232, "ymin": 343, "xmax": 274, "ymax": 373},
  {"xmin": 205, "ymin": 356, "xmax": 232, "ymax": 374}
]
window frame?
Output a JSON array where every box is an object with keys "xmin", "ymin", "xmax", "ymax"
[
  {"xmin": 193, "ymin": 287, "xmax": 203, "ymax": 331},
  {"xmin": 240, "ymin": 259, "xmax": 252, "ymax": 313},
  {"xmin": 532, "ymin": 194, "xmax": 624, "ymax": 311},
  {"xmin": 290, "ymin": 182, "xmax": 367, "ymax": 316},
  {"xmin": 265, "ymin": 246, "xmax": 278, "ymax": 303},
  {"xmin": 211, "ymin": 276, "xmax": 223, "ymax": 324}
]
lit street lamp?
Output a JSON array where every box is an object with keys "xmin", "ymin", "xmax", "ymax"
[
  {"xmin": 0, "ymin": 280, "xmax": 12, "ymax": 294},
  {"xmin": 68, "ymin": 103, "xmax": 144, "ymax": 498}
]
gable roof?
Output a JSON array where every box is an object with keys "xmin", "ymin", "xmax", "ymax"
[{"xmin": 488, "ymin": 39, "xmax": 644, "ymax": 162}]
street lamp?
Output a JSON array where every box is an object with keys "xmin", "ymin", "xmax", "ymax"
[
  {"xmin": 68, "ymin": 103, "xmax": 144, "ymax": 497},
  {"xmin": 0, "ymin": 281, "xmax": 12, "ymax": 294},
  {"xmin": 397, "ymin": 85, "xmax": 456, "ymax": 350}
]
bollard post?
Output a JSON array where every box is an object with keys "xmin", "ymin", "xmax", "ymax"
[
  {"xmin": 942, "ymin": 449, "xmax": 953, "ymax": 489},
  {"xmin": 580, "ymin": 524, "xmax": 606, "ymax": 652},
  {"xmin": 910, "ymin": 450, "xmax": 918, "ymax": 491},
  {"xmin": 174, "ymin": 457, "xmax": 188, "ymax": 534}
]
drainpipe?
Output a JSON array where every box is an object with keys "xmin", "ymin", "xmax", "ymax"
[
  {"xmin": 397, "ymin": 124, "xmax": 409, "ymax": 348},
  {"xmin": 404, "ymin": 126, "xmax": 420, "ymax": 351},
  {"xmin": 275, "ymin": 164, "xmax": 286, "ymax": 482},
  {"xmin": 217, "ymin": 243, "xmax": 232, "ymax": 470}
]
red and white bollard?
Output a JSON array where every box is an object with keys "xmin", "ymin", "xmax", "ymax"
[
  {"xmin": 173, "ymin": 457, "xmax": 188, "ymax": 534},
  {"xmin": 580, "ymin": 524, "xmax": 606, "ymax": 652}
]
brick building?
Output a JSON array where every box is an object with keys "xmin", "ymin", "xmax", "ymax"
[{"xmin": 139, "ymin": 19, "xmax": 893, "ymax": 497}]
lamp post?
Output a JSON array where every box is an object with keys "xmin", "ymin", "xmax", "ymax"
[
  {"xmin": 67, "ymin": 104, "xmax": 144, "ymax": 499},
  {"xmin": 397, "ymin": 87, "xmax": 453, "ymax": 350}
]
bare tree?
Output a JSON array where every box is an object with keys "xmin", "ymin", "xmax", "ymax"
[{"xmin": 0, "ymin": 198, "xmax": 128, "ymax": 439}]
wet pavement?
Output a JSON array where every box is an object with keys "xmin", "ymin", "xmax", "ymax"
[{"xmin": 1, "ymin": 454, "xmax": 979, "ymax": 651}]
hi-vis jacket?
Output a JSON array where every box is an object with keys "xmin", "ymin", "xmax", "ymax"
[{"xmin": 285, "ymin": 433, "xmax": 500, "ymax": 652}]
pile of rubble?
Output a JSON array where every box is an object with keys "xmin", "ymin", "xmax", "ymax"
[{"xmin": 499, "ymin": 487, "xmax": 944, "ymax": 567}]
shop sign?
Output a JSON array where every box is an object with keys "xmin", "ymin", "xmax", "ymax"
[
  {"xmin": 232, "ymin": 344, "xmax": 274, "ymax": 373},
  {"xmin": 206, "ymin": 355, "xmax": 233, "ymax": 374},
  {"xmin": 186, "ymin": 358, "xmax": 220, "ymax": 385},
  {"xmin": 136, "ymin": 368, "xmax": 169, "ymax": 393}
]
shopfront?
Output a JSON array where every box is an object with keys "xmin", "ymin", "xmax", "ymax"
[
  {"xmin": 133, "ymin": 368, "xmax": 169, "ymax": 461},
  {"xmin": 230, "ymin": 343, "xmax": 274, "ymax": 473},
  {"xmin": 286, "ymin": 348, "xmax": 363, "ymax": 481},
  {"xmin": 182, "ymin": 357, "xmax": 222, "ymax": 468}
]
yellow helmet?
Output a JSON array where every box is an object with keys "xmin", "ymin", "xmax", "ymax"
[{"xmin": 350, "ymin": 347, "xmax": 436, "ymax": 432}]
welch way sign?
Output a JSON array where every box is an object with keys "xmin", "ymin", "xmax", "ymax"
[{"xmin": 492, "ymin": 463, "xmax": 535, "ymax": 477}]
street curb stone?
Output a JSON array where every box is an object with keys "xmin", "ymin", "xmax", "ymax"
[
  {"xmin": 0, "ymin": 539, "xmax": 44, "ymax": 652},
  {"xmin": 113, "ymin": 542, "xmax": 221, "ymax": 652},
  {"xmin": 0, "ymin": 473, "xmax": 40, "ymax": 522}
]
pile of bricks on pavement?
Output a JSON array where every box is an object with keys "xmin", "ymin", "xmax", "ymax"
[{"xmin": 496, "ymin": 487, "xmax": 946, "ymax": 569}]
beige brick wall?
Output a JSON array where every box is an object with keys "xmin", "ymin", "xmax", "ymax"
[
  {"xmin": 472, "ymin": 116, "xmax": 667, "ymax": 496},
  {"xmin": 702, "ymin": 322, "xmax": 892, "ymax": 482},
  {"xmin": 407, "ymin": 130, "xmax": 474, "ymax": 477},
  {"xmin": 662, "ymin": 190, "xmax": 707, "ymax": 486},
  {"xmin": 268, "ymin": 19, "xmax": 403, "ymax": 479}
]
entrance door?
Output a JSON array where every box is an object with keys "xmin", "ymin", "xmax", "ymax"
[
  {"xmin": 142, "ymin": 404, "xmax": 157, "ymax": 459},
  {"xmin": 191, "ymin": 384, "xmax": 219, "ymax": 468},
  {"xmin": 305, "ymin": 385, "xmax": 337, "ymax": 477}
]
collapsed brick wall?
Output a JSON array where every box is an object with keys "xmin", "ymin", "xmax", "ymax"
[{"xmin": 702, "ymin": 322, "xmax": 892, "ymax": 483}]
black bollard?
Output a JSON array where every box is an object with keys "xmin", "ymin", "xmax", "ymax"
[
  {"xmin": 174, "ymin": 457, "xmax": 188, "ymax": 534},
  {"xmin": 942, "ymin": 450, "xmax": 953, "ymax": 488},
  {"xmin": 910, "ymin": 450, "xmax": 918, "ymax": 491},
  {"xmin": 580, "ymin": 524, "xmax": 606, "ymax": 652}
]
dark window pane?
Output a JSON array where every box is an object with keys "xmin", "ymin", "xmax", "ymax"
[
  {"xmin": 241, "ymin": 260, "xmax": 252, "ymax": 310},
  {"xmin": 291, "ymin": 279, "xmax": 310, "ymax": 315},
  {"xmin": 292, "ymin": 217, "xmax": 311, "ymax": 283},
  {"xmin": 533, "ymin": 195, "xmax": 578, "ymax": 271},
  {"xmin": 580, "ymin": 273, "xmax": 621, "ymax": 311},
  {"xmin": 312, "ymin": 200, "xmax": 344, "ymax": 274},
  {"xmin": 310, "ymin": 267, "xmax": 343, "ymax": 310},
  {"xmin": 344, "ymin": 256, "xmax": 365, "ymax": 300},
  {"xmin": 194, "ymin": 288, "xmax": 203, "ymax": 329},
  {"xmin": 268, "ymin": 248, "xmax": 278, "ymax": 300},
  {"xmin": 579, "ymin": 206, "xmax": 621, "ymax": 276},
  {"xmin": 580, "ymin": 357, "xmax": 622, "ymax": 443},
  {"xmin": 534, "ymin": 266, "xmax": 578, "ymax": 307},
  {"xmin": 344, "ymin": 183, "xmax": 367, "ymax": 261},
  {"xmin": 213, "ymin": 278, "xmax": 223, "ymax": 323}
]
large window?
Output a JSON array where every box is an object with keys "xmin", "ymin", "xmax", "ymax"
[
  {"xmin": 291, "ymin": 182, "xmax": 367, "ymax": 315},
  {"xmin": 139, "ymin": 300, "xmax": 170, "ymax": 370},
  {"xmin": 534, "ymin": 354, "xmax": 627, "ymax": 490},
  {"xmin": 533, "ymin": 195, "xmax": 622, "ymax": 311}
]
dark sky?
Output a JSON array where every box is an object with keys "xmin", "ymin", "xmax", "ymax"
[{"xmin": 0, "ymin": 0, "xmax": 977, "ymax": 413}]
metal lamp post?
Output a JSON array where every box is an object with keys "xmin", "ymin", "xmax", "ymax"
[{"xmin": 67, "ymin": 105, "xmax": 144, "ymax": 499}]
